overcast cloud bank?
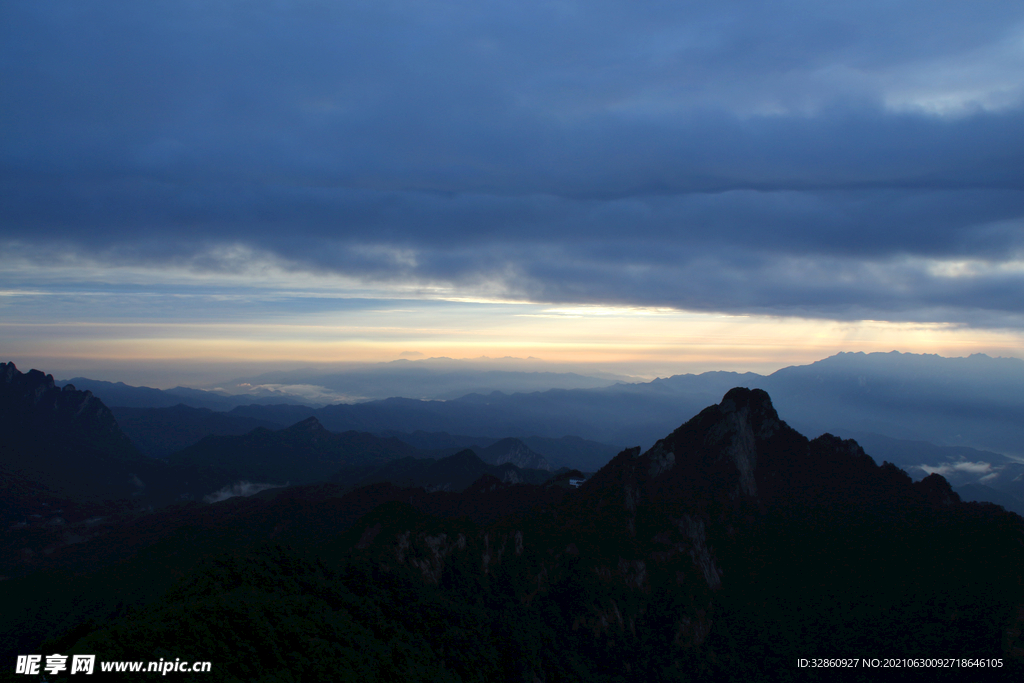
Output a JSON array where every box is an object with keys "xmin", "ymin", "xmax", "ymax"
[{"xmin": 2, "ymin": 1, "xmax": 1023, "ymax": 327}]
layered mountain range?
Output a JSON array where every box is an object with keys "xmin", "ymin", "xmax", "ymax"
[
  {"xmin": 62, "ymin": 351, "xmax": 1024, "ymax": 457},
  {"xmin": 2, "ymin": 362, "xmax": 1022, "ymax": 681},
  {"xmin": 60, "ymin": 352, "xmax": 1024, "ymax": 514}
]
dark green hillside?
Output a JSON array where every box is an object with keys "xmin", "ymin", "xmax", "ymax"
[
  {"xmin": 0, "ymin": 473, "xmax": 573, "ymax": 666},
  {"xmin": 6, "ymin": 388, "xmax": 1021, "ymax": 682},
  {"xmin": 333, "ymin": 449, "xmax": 552, "ymax": 493},
  {"xmin": 110, "ymin": 404, "xmax": 286, "ymax": 457},
  {"xmin": 167, "ymin": 417, "xmax": 419, "ymax": 491}
]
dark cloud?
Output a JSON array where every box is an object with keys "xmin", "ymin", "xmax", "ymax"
[{"xmin": 2, "ymin": 1, "xmax": 1023, "ymax": 326}]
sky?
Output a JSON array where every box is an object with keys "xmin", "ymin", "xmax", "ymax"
[{"xmin": 2, "ymin": 0, "xmax": 1023, "ymax": 387}]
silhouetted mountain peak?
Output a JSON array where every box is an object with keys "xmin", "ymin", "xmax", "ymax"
[
  {"xmin": 445, "ymin": 448, "xmax": 488, "ymax": 468},
  {"xmin": 286, "ymin": 416, "xmax": 327, "ymax": 435},
  {"xmin": 914, "ymin": 471, "xmax": 962, "ymax": 507},
  {"xmin": 477, "ymin": 437, "xmax": 551, "ymax": 471},
  {"xmin": 719, "ymin": 386, "xmax": 780, "ymax": 422},
  {"xmin": 589, "ymin": 387, "xmax": 791, "ymax": 514},
  {"xmin": 0, "ymin": 362, "xmax": 177, "ymax": 514},
  {"xmin": 1, "ymin": 362, "xmax": 131, "ymax": 453}
]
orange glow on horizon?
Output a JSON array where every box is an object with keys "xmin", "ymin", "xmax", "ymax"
[{"xmin": 4, "ymin": 308, "xmax": 1022, "ymax": 386}]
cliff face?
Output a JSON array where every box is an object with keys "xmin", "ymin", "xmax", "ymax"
[
  {"xmin": 0, "ymin": 362, "xmax": 173, "ymax": 520},
  {"xmin": 0, "ymin": 362, "xmax": 137, "ymax": 460}
]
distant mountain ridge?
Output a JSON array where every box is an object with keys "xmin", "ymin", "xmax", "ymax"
[
  {"xmin": 763, "ymin": 351, "xmax": 1024, "ymax": 452},
  {"xmin": 51, "ymin": 351, "xmax": 1024, "ymax": 494},
  {"xmin": 110, "ymin": 404, "xmax": 285, "ymax": 457},
  {"xmin": 223, "ymin": 352, "xmax": 1024, "ymax": 455},
  {"xmin": 165, "ymin": 416, "xmax": 420, "ymax": 493},
  {"xmin": 222, "ymin": 359, "xmax": 625, "ymax": 401},
  {"xmin": 470, "ymin": 438, "xmax": 551, "ymax": 471},
  {"xmin": 56, "ymin": 359, "xmax": 629, "ymax": 408},
  {"xmin": 56, "ymin": 377, "xmax": 318, "ymax": 409}
]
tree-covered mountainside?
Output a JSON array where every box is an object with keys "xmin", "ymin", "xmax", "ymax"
[
  {"xmin": 3, "ymin": 386, "xmax": 1021, "ymax": 682},
  {"xmin": 166, "ymin": 416, "xmax": 420, "ymax": 490},
  {"xmin": 332, "ymin": 449, "xmax": 554, "ymax": 493}
]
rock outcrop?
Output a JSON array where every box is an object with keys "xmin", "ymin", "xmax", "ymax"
[{"xmin": 477, "ymin": 437, "xmax": 552, "ymax": 471}]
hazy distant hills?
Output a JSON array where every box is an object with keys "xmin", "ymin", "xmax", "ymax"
[
  {"xmin": 51, "ymin": 351, "xmax": 1024, "ymax": 507},
  {"xmin": 224, "ymin": 351, "xmax": 1024, "ymax": 453},
  {"xmin": 763, "ymin": 351, "xmax": 1024, "ymax": 454},
  {"xmin": 3, "ymin": 387, "xmax": 1021, "ymax": 681},
  {"xmin": 60, "ymin": 352, "xmax": 1024, "ymax": 453},
  {"xmin": 58, "ymin": 358, "xmax": 628, "ymax": 408},
  {"xmin": 472, "ymin": 437, "xmax": 550, "ymax": 471},
  {"xmin": 220, "ymin": 358, "xmax": 626, "ymax": 401},
  {"xmin": 56, "ymin": 377, "xmax": 317, "ymax": 410},
  {"xmin": 108, "ymin": 405, "xmax": 600, "ymax": 473},
  {"xmin": 1, "ymin": 362, "xmax": 578, "ymax": 511},
  {"xmin": 229, "ymin": 390, "xmax": 711, "ymax": 452},
  {"xmin": 61, "ymin": 351, "xmax": 1024, "ymax": 451},
  {"xmin": 110, "ymin": 404, "xmax": 285, "ymax": 457},
  {"xmin": 834, "ymin": 431, "xmax": 1024, "ymax": 514},
  {"xmin": 216, "ymin": 392, "xmax": 685, "ymax": 473}
]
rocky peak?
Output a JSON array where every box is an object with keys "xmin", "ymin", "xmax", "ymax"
[
  {"xmin": 0, "ymin": 361, "xmax": 123, "ymax": 444},
  {"xmin": 700, "ymin": 388, "xmax": 780, "ymax": 497},
  {"xmin": 447, "ymin": 449, "xmax": 487, "ymax": 468},
  {"xmin": 589, "ymin": 388, "xmax": 792, "ymax": 512},
  {"xmin": 273, "ymin": 417, "xmax": 333, "ymax": 452},
  {"xmin": 288, "ymin": 416, "xmax": 327, "ymax": 434},
  {"xmin": 0, "ymin": 361, "xmax": 150, "ymax": 510},
  {"xmin": 478, "ymin": 437, "xmax": 551, "ymax": 471}
]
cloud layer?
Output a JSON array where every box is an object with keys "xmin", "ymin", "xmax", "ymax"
[{"xmin": 3, "ymin": 1, "xmax": 1024, "ymax": 326}]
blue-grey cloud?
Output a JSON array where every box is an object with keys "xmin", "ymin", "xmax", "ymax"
[{"xmin": 2, "ymin": 1, "xmax": 1023, "ymax": 326}]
